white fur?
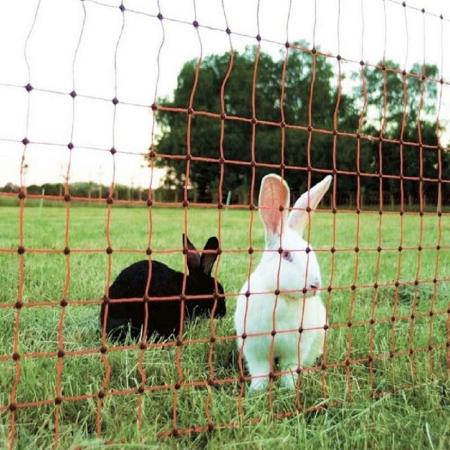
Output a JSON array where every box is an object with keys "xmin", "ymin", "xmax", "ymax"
[{"xmin": 234, "ymin": 174, "xmax": 332, "ymax": 391}]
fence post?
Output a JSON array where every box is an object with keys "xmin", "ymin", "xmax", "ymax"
[
  {"xmin": 226, "ymin": 190, "xmax": 232, "ymax": 208},
  {"xmin": 39, "ymin": 187, "xmax": 45, "ymax": 214}
]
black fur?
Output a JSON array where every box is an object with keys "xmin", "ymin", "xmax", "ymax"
[{"xmin": 100, "ymin": 235, "xmax": 225, "ymax": 342}]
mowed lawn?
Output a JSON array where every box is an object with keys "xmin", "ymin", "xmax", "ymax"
[{"xmin": 0, "ymin": 204, "xmax": 450, "ymax": 449}]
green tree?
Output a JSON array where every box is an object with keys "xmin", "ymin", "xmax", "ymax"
[
  {"xmin": 155, "ymin": 49, "xmax": 447, "ymax": 207},
  {"xmin": 156, "ymin": 45, "xmax": 359, "ymax": 202},
  {"xmin": 359, "ymin": 61, "xmax": 447, "ymax": 208}
]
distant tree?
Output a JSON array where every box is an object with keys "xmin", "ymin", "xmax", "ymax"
[
  {"xmin": 155, "ymin": 44, "xmax": 359, "ymax": 202},
  {"xmin": 0, "ymin": 183, "xmax": 19, "ymax": 193},
  {"xmin": 358, "ymin": 61, "xmax": 448, "ymax": 207},
  {"xmin": 154, "ymin": 48, "xmax": 447, "ymax": 206}
]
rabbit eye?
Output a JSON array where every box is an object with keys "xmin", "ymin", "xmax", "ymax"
[{"xmin": 282, "ymin": 251, "xmax": 293, "ymax": 262}]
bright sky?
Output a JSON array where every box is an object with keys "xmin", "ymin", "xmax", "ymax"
[{"xmin": 0, "ymin": 0, "xmax": 449, "ymax": 189}]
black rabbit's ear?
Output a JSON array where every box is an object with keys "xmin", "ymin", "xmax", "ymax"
[
  {"xmin": 183, "ymin": 234, "xmax": 201, "ymax": 273},
  {"xmin": 200, "ymin": 237, "xmax": 219, "ymax": 275}
]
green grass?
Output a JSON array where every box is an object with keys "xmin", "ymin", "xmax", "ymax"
[{"xmin": 0, "ymin": 204, "xmax": 450, "ymax": 449}]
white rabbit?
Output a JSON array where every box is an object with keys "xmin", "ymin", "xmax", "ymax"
[{"xmin": 234, "ymin": 174, "xmax": 332, "ymax": 391}]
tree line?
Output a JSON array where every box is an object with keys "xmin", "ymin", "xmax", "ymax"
[
  {"xmin": 0, "ymin": 182, "xmax": 180, "ymax": 203},
  {"xmin": 2, "ymin": 44, "xmax": 448, "ymax": 210},
  {"xmin": 155, "ymin": 43, "xmax": 449, "ymax": 208}
]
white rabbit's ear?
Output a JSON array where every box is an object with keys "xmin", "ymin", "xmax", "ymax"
[
  {"xmin": 258, "ymin": 174, "xmax": 290, "ymax": 244},
  {"xmin": 288, "ymin": 175, "xmax": 332, "ymax": 236}
]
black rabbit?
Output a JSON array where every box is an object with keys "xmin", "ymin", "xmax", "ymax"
[{"xmin": 100, "ymin": 235, "xmax": 225, "ymax": 342}]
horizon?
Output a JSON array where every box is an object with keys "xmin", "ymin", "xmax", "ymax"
[{"xmin": 0, "ymin": 0, "xmax": 449, "ymax": 189}]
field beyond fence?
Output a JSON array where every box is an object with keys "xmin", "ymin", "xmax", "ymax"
[{"xmin": 1, "ymin": 205, "xmax": 449, "ymax": 448}]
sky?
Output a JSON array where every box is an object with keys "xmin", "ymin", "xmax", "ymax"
[{"xmin": 0, "ymin": 0, "xmax": 449, "ymax": 189}]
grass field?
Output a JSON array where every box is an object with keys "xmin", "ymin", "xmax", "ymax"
[{"xmin": 0, "ymin": 204, "xmax": 450, "ymax": 449}]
